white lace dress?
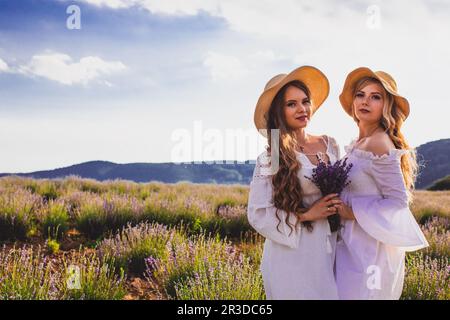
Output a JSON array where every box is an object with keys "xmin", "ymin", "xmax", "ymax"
[
  {"xmin": 335, "ymin": 139, "xmax": 429, "ymax": 300},
  {"xmin": 247, "ymin": 136, "xmax": 340, "ymax": 299}
]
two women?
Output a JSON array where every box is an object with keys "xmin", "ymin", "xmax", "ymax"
[{"xmin": 247, "ymin": 66, "xmax": 428, "ymax": 300}]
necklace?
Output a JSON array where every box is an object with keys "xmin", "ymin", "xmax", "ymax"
[
  {"xmin": 297, "ymin": 135, "xmax": 327, "ymax": 162},
  {"xmin": 297, "ymin": 134, "xmax": 311, "ymax": 154}
]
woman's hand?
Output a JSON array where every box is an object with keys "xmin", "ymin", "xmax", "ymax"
[
  {"xmin": 299, "ymin": 193, "xmax": 342, "ymax": 222},
  {"xmin": 334, "ymin": 199, "xmax": 356, "ymax": 220}
]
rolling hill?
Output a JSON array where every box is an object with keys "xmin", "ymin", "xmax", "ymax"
[{"xmin": 1, "ymin": 139, "xmax": 448, "ymax": 188}]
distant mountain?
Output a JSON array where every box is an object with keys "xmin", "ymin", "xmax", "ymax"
[
  {"xmin": 0, "ymin": 139, "xmax": 448, "ymax": 188},
  {"xmin": 416, "ymin": 138, "xmax": 450, "ymax": 189},
  {"xmin": 0, "ymin": 160, "xmax": 256, "ymax": 185}
]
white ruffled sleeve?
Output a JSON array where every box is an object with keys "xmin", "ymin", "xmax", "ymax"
[
  {"xmin": 327, "ymin": 136, "xmax": 341, "ymax": 160},
  {"xmin": 350, "ymin": 150, "xmax": 429, "ymax": 251},
  {"xmin": 247, "ymin": 152, "xmax": 301, "ymax": 249}
]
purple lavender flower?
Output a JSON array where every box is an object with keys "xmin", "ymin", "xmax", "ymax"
[
  {"xmin": 305, "ymin": 157, "xmax": 353, "ymax": 232},
  {"xmin": 145, "ymin": 256, "xmax": 159, "ymax": 273}
]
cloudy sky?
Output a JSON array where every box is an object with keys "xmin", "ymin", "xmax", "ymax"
[{"xmin": 0, "ymin": 0, "xmax": 449, "ymax": 172}]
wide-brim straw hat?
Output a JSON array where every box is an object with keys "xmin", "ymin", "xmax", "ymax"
[
  {"xmin": 339, "ymin": 67, "xmax": 410, "ymax": 119},
  {"xmin": 254, "ymin": 65, "xmax": 329, "ymax": 137}
]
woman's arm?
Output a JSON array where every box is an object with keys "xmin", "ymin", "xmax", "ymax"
[
  {"xmin": 247, "ymin": 152, "xmax": 302, "ymax": 248},
  {"xmin": 346, "ymin": 151, "xmax": 428, "ymax": 250},
  {"xmin": 247, "ymin": 152, "xmax": 341, "ymax": 248},
  {"xmin": 298, "ymin": 194, "xmax": 342, "ymax": 222}
]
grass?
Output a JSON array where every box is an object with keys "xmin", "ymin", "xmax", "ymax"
[
  {"xmin": 40, "ymin": 200, "xmax": 70, "ymax": 239},
  {"xmin": 0, "ymin": 246, "xmax": 57, "ymax": 299},
  {"xmin": 0, "ymin": 188, "xmax": 41, "ymax": 241},
  {"xmin": 0, "ymin": 176, "xmax": 448, "ymax": 300},
  {"xmin": 145, "ymin": 231, "xmax": 265, "ymax": 300},
  {"xmin": 60, "ymin": 250, "xmax": 127, "ymax": 300},
  {"xmin": 402, "ymin": 253, "xmax": 449, "ymax": 300},
  {"xmin": 97, "ymin": 222, "xmax": 178, "ymax": 275},
  {"xmin": 410, "ymin": 191, "xmax": 450, "ymax": 223},
  {"xmin": 0, "ymin": 245, "xmax": 126, "ymax": 300}
]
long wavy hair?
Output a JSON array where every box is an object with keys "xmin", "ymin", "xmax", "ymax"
[
  {"xmin": 351, "ymin": 77, "xmax": 418, "ymax": 201},
  {"xmin": 266, "ymin": 80, "xmax": 314, "ymax": 234}
]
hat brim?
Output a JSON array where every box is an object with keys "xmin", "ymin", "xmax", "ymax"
[
  {"xmin": 254, "ymin": 65, "xmax": 330, "ymax": 137},
  {"xmin": 339, "ymin": 67, "xmax": 410, "ymax": 119}
]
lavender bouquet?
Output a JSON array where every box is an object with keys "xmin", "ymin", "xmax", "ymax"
[{"xmin": 305, "ymin": 157, "xmax": 353, "ymax": 232}]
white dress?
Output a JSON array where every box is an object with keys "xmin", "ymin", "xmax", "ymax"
[
  {"xmin": 335, "ymin": 139, "xmax": 429, "ymax": 300},
  {"xmin": 247, "ymin": 136, "xmax": 340, "ymax": 300}
]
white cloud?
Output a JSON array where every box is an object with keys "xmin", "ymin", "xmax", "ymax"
[
  {"xmin": 203, "ymin": 51, "xmax": 248, "ymax": 81},
  {"xmin": 248, "ymin": 50, "xmax": 287, "ymax": 62},
  {"xmin": 139, "ymin": 0, "xmax": 220, "ymax": 16},
  {"xmin": 0, "ymin": 58, "xmax": 9, "ymax": 72},
  {"xmin": 75, "ymin": 0, "xmax": 449, "ymax": 40},
  {"xmin": 4, "ymin": 0, "xmax": 449, "ymax": 169},
  {"xmin": 73, "ymin": 0, "xmax": 362, "ymax": 40},
  {"xmin": 77, "ymin": 0, "xmax": 221, "ymax": 15},
  {"xmin": 202, "ymin": 49, "xmax": 291, "ymax": 82},
  {"xmin": 19, "ymin": 52, "xmax": 127, "ymax": 85},
  {"xmin": 77, "ymin": 0, "xmax": 134, "ymax": 9}
]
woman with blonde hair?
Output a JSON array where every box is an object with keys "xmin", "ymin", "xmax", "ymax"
[
  {"xmin": 334, "ymin": 67, "xmax": 429, "ymax": 299},
  {"xmin": 247, "ymin": 66, "xmax": 342, "ymax": 299}
]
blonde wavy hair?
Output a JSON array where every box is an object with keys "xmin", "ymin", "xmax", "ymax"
[
  {"xmin": 351, "ymin": 77, "xmax": 418, "ymax": 201},
  {"xmin": 266, "ymin": 80, "xmax": 314, "ymax": 234}
]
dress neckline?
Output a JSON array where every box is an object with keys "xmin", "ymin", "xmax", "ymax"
[
  {"xmin": 294, "ymin": 136, "xmax": 333, "ymax": 167},
  {"xmin": 345, "ymin": 138, "xmax": 409, "ymax": 160}
]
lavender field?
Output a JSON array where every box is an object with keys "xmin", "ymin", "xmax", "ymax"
[{"xmin": 0, "ymin": 176, "xmax": 448, "ymax": 300}]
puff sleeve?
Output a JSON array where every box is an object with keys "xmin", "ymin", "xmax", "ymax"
[
  {"xmin": 350, "ymin": 150, "xmax": 429, "ymax": 251},
  {"xmin": 247, "ymin": 152, "xmax": 302, "ymax": 248}
]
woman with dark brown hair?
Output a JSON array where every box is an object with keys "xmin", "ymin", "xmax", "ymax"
[{"xmin": 247, "ymin": 66, "xmax": 341, "ymax": 299}]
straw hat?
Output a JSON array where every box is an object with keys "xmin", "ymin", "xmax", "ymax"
[
  {"xmin": 339, "ymin": 67, "xmax": 410, "ymax": 119},
  {"xmin": 254, "ymin": 66, "xmax": 329, "ymax": 137}
]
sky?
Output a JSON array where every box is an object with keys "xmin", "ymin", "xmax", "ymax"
[{"xmin": 0, "ymin": 0, "xmax": 449, "ymax": 172}]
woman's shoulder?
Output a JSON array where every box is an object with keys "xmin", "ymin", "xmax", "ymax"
[
  {"xmin": 351, "ymin": 132, "xmax": 409, "ymax": 163},
  {"xmin": 364, "ymin": 132, "xmax": 396, "ymax": 157}
]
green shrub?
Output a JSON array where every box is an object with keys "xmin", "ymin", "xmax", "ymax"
[
  {"xmin": 98, "ymin": 222, "xmax": 177, "ymax": 275},
  {"xmin": 0, "ymin": 189, "xmax": 40, "ymax": 240},
  {"xmin": 402, "ymin": 252, "xmax": 449, "ymax": 300},
  {"xmin": 46, "ymin": 238, "xmax": 60, "ymax": 254},
  {"xmin": 0, "ymin": 246, "xmax": 57, "ymax": 300},
  {"xmin": 428, "ymin": 175, "xmax": 450, "ymax": 191},
  {"xmin": 41, "ymin": 201, "xmax": 70, "ymax": 239},
  {"xmin": 37, "ymin": 181, "xmax": 59, "ymax": 202},
  {"xmin": 60, "ymin": 250, "xmax": 127, "ymax": 300}
]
